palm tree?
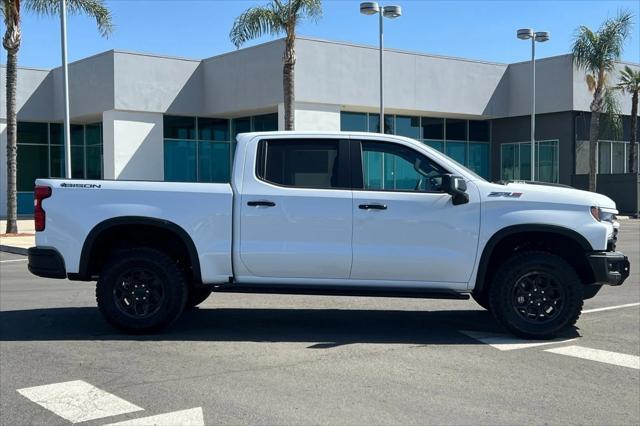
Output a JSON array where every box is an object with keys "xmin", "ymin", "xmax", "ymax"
[
  {"xmin": 230, "ymin": 0, "xmax": 322, "ymax": 131},
  {"xmin": 617, "ymin": 65, "xmax": 640, "ymax": 173},
  {"xmin": 2, "ymin": 0, "xmax": 112, "ymax": 234},
  {"xmin": 572, "ymin": 10, "xmax": 633, "ymax": 192}
]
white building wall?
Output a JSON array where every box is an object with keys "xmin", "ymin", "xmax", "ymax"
[
  {"xmin": 277, "ymin": 102, "xmax": 341, "ymax": 131},
  {"xmin": 294, "ymin": 102, "xmax": 341, "ymax": 131},
  {"xmin": 102, "ymin": 110, "xmax": 164, "ymax": 181}
]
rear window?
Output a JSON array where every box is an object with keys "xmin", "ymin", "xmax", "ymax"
[{"xmin": 256, "ymin": 139, "xmax": 346, "ymax": 189}]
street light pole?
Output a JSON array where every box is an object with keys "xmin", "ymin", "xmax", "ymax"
[
  {"xmin": 379, "ymin": 8, "xmax": 384, "ymax": 134},
  {"xmin": 517, "ymin": 28, "xmax": 549, "ymax": 182},
  {"xmin": 360, "ymin": 2, "xmax": 401, "ymax": 134},
  {"xmin": 530, "ymin": 35, "xmax": 535, "ymax": 182},
  {"xmin": 60, "ymin": 0, "xmax": 71, "ymax": 179}
]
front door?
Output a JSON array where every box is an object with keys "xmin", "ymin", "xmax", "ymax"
[
  {"xmin": 351, "ymin": 140, "xmax": 480, "ymax": 285},
  {"xmin": 239, "ymin": 138, "xmax": 353, "ymax": 279}
]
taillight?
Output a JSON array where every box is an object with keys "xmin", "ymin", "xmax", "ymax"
[{"xmin": 34, "ymin": 185, "xmax": 52, "ymax": 232}]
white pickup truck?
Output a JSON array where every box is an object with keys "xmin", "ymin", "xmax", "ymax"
[{"xmin": 28, "ymin": 131, "xmax": 630, "ymax": 338}]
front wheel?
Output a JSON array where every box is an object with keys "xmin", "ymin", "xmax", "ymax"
[
  {"xmin": 96, "ymin": 248, "xmax": 188, "ymax": 333},
  {"xmin": 489, "ymin": 251, "xmax": 583, "ymax": 339}
]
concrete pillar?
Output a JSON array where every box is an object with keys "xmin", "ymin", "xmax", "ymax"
[
  {"xmin": 277, "ymin": 102, "xmax": 341, "ymax": 132},
  {"xmin": 294, "ymin": 102, "xmax": 341, "ymax": 131},
  {"xmin": 102, "ymin": 110, "xmax": 164, "ymax": 180}
]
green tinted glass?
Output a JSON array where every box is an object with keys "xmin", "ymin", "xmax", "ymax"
[
  {"xmin": 164, "ymin": 116, "xmax": 196, "ymax": 139},
  {"xmin": 395, "ymin": 116, "xmax": 420, "ymax": 139},
  {"xmin": 424, "ymin": 140, "xmax": 444, "ymax": 152},
  {"xmin": 341, "ymin": 112, "xmax": 368, "ymax": 132},
  {"xmin": 253, "ymin": 113, "xmax": 278, "ymax": 131},
  {"xmin": 18, "ymin": 122, "xmax": 48, "ymax": 145},
  {"xmin": 445, "ymin": 141, "xmax": 466, "ymax": 165},
  {"xmin": 198, "ymin": 117, "xmax": 229, "ymax": 141},
  {"xmin": 85, "ymin": 123, "xmax": 102, "ymax": 146},
  {"xmin": 17, "ymin": 144, "xmax": 49, "ymax": 191},
  {"xmin": 49, "ymin": 123, "xmax": 64, "ymax": 145},
  {"xmin": 86, "ymin": 146, "xmax": 102, "ymax": 179},
  {"xmin": 50, "ymin": 145, "xmax": 66, "ymax": 178},
  {"xmin": 198, "ymin": 142, "xmax": 230, "ymax": 183},
  {"xmin": 232, "ymin": 117, "xmax": 251, "ymax": 137},
  {"xmin": 71, "ymin": 125, "xmax": 84, "ymax": 146},
  {"xmin": 468, "ymin": 142, "xmax": 490, "ymax": 179},
  {"xmin": 164, "ymin": 140, "xmax": 197, "ymax": 182}
]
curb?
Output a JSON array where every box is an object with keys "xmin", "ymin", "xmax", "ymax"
[{"xmin": 0, "ymin": 245, "xmax": 29, "ymax": 256}]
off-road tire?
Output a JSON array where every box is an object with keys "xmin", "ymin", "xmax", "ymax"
[
  {"xmin": 489, "ymin": 251, "xmax": 583, "ymax": 339},
  {"xmin": 96, "ymin": 248, "xmax": 188, "ymax": 333}
]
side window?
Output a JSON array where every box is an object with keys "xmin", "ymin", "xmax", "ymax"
[
  {"xmin": 257, "ymin": 139, "xmax": 348, "ymax": 189},
  {"xmin": 361, "ymin": 141, "xmax": 447, "ymax": 192}
]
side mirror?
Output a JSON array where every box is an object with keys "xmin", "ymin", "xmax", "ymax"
[{"xmin": 441, "ymin": 174, "xmax": 469, "ymax": 205}]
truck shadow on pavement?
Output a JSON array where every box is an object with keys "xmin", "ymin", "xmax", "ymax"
[{"xmin": 0, "ymin": 307, "xmax": 580, "ymax": 345}]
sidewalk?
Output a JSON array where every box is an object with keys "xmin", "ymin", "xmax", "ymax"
[{"xmin": 0, "ymin": 219, "xmax": 36, "ymax": 255}]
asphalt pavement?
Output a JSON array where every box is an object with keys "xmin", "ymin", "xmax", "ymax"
[{"xmin": 0, "ymin": 221, "xmax": 638, "ymax": 425}]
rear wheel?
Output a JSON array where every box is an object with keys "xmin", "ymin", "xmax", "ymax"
[
  {"xmin": 489, "ymin": 251, "xmax": 583, "ymax": 339},
  {"xmin": 96, "ymin": 248, "xmax": 188, "ymax": 333}
]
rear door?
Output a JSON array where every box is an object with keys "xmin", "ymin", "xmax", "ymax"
[
  {"xmin": 350, "ymin": 139, "xmax": 480, "ymax": 285},
  {"xmin": 238, "ymin": 137, "xmax": 353, "ymax": 279}
]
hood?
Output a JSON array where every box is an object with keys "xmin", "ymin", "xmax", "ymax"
[{"xmin": 479, "ymin": 181, "xmax": 617, "ymax": 210}]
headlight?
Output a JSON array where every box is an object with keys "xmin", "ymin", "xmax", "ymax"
[{"xmin": 590, "ymin": 206, "xmax": 617, "ymax": 223}]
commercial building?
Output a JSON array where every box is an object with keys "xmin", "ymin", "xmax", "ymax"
[{"xmin": 1, "ymin": 37, "xmax": 638, "ymax": 215}]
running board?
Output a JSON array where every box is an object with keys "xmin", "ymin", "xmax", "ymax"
[{"xmin": 210, "ymin": 284, "xmax": 470, "ymax": 300}]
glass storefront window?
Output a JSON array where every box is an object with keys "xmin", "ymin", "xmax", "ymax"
[
  {"xmin": 446, "ymin": 119, "xmax": 466, "ymax": 141},
  {"xmin": 232, "ymin": 117, "xmax": 251, "ymax": 137},
  {"xmin": 253, "ymin": 113, "xmax": 278, "ymax": 132},
  {"xmin": 501, "ymin": 140, "xmax": 558, "ymax": 183},
  {"xmin": 164, "ymin": 114, "xmax": 278, "ymax": 183},
  {"xmin": 538, "ymin": 141, "xmax": 558, "ymax": 182},
  {"xmin": 445, "ymin": 141, "xmax": 466, "ymax": 165},
  {"xmin": 611, "ymin": 142, "xmax": 625, "ymax": 173},
  {"xmin": 341, "ymin": 112, "xmax": 368, "ymax": 132},
  {"xmin": 598, "ymin": 142, "xmax": 612, "ymax": 174},
  {"xmin": 395, "ymin": 116, "xmax": 420, "ymax": 139},
  {"xmin": 340, "ymin": 112, "xmax": 491, "ymax": 179},
  {"xmin": 421, "ymin": 117, "xmax": 444, "ymax": 140},
  {"xmin": 199, "ymin": 117, "xmax": 229, "ymax": 142},
  {"xmin": 468, "ymin": 142, "xmax": 490, "ymax": 179},
  {"xmin": 424, "ymin": 140, "xmax": 445, "ymax": 152},
  {"xmin": 164, "ymin": 116, "xmax": 196, "ymax": 139},
  {"xmin": 198, "ymin": 142, "xmax": 230, "ymax": 183},
  {"xmin": 164, "ymin": 140, "xmax": 197, "ymax": 182},
  {"xmin": 17, "ymin": 144, "xmax": 49, "ymax": 191},
  {"xmin": 368, "ymin": 114, "xmax": 394, "ymax": 134}
]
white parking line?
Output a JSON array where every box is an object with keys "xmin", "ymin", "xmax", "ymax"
[
  {"xmin": 0, "ymin": 259, "xmax": 28, "ymax": 263},
  {"xmin": 545, "ymin": 345, "xmax": 640, "ymax": 370},
  {"xmin": 17, "ymin": 380, "xmax": 144, "ymax": 423},
  {"xmin": 106, "ymin": 407, "xmax": 204, "ymax": 426},
  {"xmin": 459, "ymin": 330, "xmax": 577, "ymax": 351},
  {"xmin": 582, "ymin": 303, "xmax": 640, "ymax": 314}
]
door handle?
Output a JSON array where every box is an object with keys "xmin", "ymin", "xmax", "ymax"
[
  {"xmin": 359, "ymin": 203, "xmax": 387, "ymax": 210},
  {"xmin": 247, "ymin": 200, "xmax": 276, "ymax": 207}
]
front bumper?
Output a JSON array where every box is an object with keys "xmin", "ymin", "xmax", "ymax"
[
  {"xmin": 28, "ymin": 247, "xmax": 67, "ymax": 279},
  {"xmin": 586, "ymin": 251, "xmax": 630, "ymax": 286}
]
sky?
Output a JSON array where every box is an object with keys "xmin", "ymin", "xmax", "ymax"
[{"xmin": 8, "ymin": 0, "xmax": 640, "ymax": 69}]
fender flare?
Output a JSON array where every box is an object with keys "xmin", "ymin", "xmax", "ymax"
[
  {"xmin": 76, "ymin": 216, "xmax": 202, "ymax": 283},
  {"xmin": 473, "ymin": 224, "xmax": 593, "ymax": 294}
]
